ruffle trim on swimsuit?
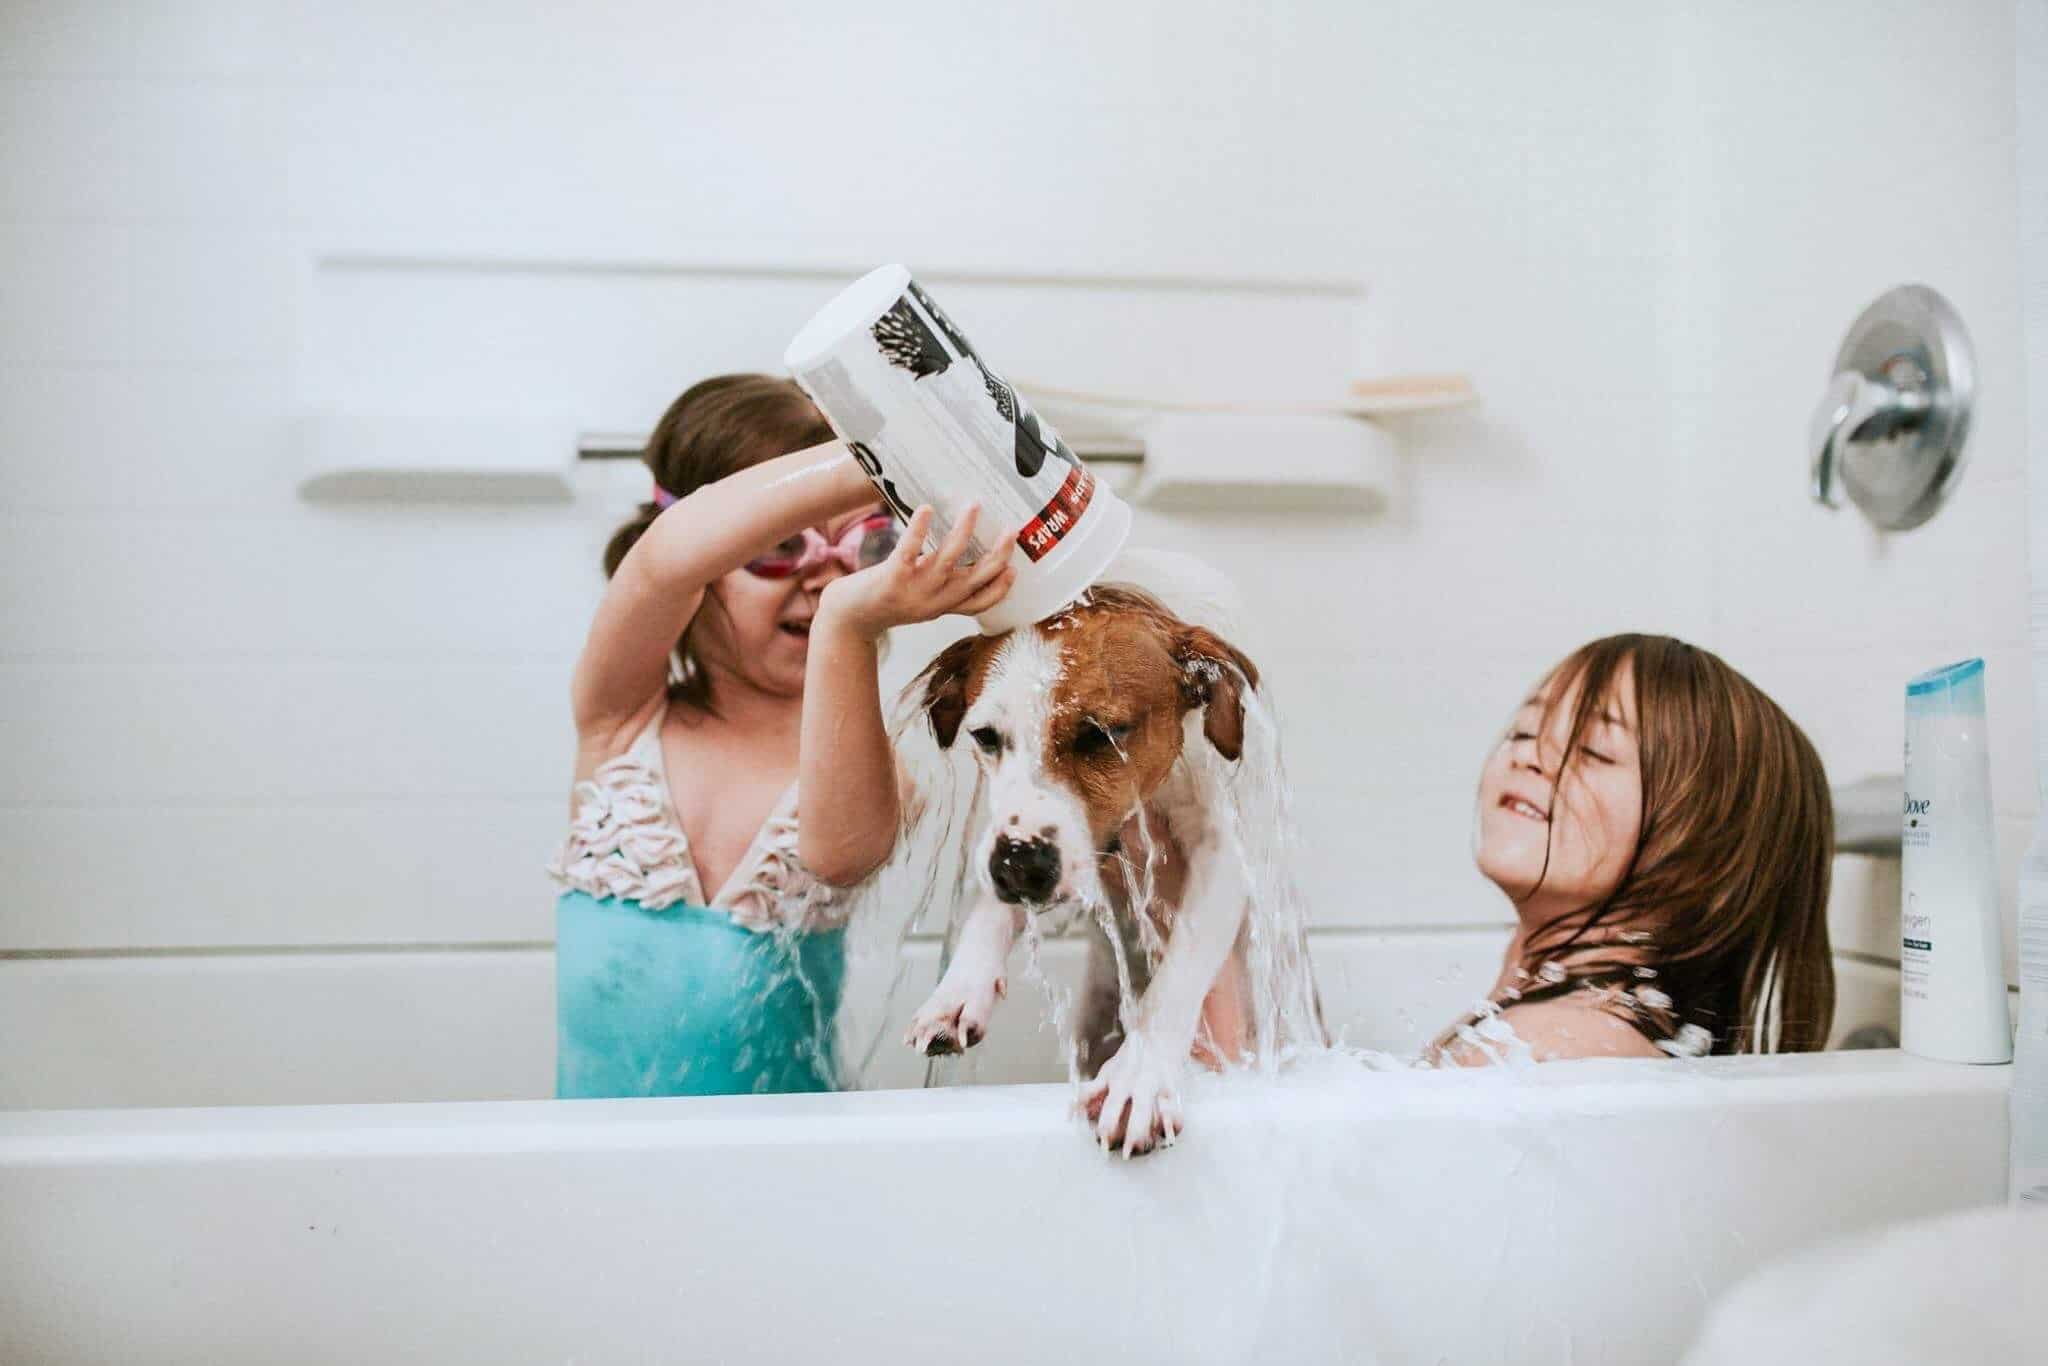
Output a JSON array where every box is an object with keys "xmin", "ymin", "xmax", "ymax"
[{"xmin": 547, "ymin": 748, "xmax": 847, "ymax": 934}]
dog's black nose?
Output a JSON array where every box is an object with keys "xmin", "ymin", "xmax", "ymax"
[{"xmin": 990, "ymin": 834, "xmax": 1060, "ymax": 904}]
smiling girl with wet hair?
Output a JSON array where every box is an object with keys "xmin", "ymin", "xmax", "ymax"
[{"xmin": 1434, "ymin": 634, "xmax": 1836, "ymax": 1063}]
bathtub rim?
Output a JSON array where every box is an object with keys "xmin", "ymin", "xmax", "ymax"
[{"xmin": 0, "ymin": 1047, "xmax": 2010, "ymax": 1166}]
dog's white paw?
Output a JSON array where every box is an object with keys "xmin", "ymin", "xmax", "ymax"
[
  {"xmin": 904, "ymin": 973, "xmax": 1006, "ymax": 1056},
  {"xmin": 1079, "ymin": 1031, "xmax": 1185, "ymax": 1158}
]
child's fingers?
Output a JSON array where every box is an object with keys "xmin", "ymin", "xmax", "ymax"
[
  {"xmin": 954, "ymin": 566, "xmax": 1017, "ymax": 617},
  {"xmin": 929, "ymin": 504, "xmax": 979, "ymax": 575},
  {"xmin": 961, "ymin": 531, "xmax": 1017, "ymax": 592},
  {"xmin": 896, "ymin": 506, "xmax": 936, "ymax": 566}
]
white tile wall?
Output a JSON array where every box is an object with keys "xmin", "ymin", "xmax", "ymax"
[
  {"xmin": 1670, "ymin": 0, "xmax": 2033, "ymax": 987},
  {"xmin": 0, "ymin": 2, "xmax": 2034, "ymax": 1099}
]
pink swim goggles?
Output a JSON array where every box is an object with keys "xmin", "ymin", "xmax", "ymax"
[{"xmin": 744, "ymin": 513, "xmax": 900, "ymax": 580}]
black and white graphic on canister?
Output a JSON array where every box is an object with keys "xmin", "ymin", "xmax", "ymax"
[
  {"xmin": 977, "ymin": 358, "xmax": 1016, "ymax": 423},
  {"xmin": 871, "ymin": 298, "xmax": 953, "ymax": 379},
  {"xmin": 909, "ymin": 279, "xmax": 979, "ymax": 365},
  {"xmin": 846, "ymin": 440, "xmax": 917, "ymax": 522},
  {"xmin": 973, "ymin": 359, "xmax": 1079, "ymax": 479},
  {"xmin": 1012, "ymin": 392, "xmax": 1080, "ymax": 479}
]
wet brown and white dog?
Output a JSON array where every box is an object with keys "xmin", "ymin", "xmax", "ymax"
[{"xmin": 904, "ymin": 582, "xmax": 1293, "ymax": 1156}]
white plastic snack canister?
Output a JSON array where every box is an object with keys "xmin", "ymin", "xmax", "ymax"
[{"xmin": 783, "ymin": 264, "xmax": 1131, "ymax": 634}]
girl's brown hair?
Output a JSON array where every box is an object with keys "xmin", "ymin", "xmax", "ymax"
[
  {"xmin": 604, "ymin": 374, "xmax": 834, "ymax": 714},
  {"xmin": 1519, "ymin": 634, "xmax": 1836, "ymax": 1053}
]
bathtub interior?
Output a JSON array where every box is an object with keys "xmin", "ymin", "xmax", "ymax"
[{"xmin": 0, "ymin": 901, "xmax": 1914, "ymax": 1112}]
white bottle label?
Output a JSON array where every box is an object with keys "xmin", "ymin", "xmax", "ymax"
[
  {"xmin": 1900, "ymin": 792, "xmax": 1934, "ymax": 1001},
  {"xmin": 1901, "ymin": 891, "xmax": 1932, "ymax": 1003},
  {"xmin": 1902, "ymin": 791, "xmax": 1933, "ymax": 849}
]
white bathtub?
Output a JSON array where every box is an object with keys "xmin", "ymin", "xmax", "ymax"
[{"xmin": 0, "ymin": 1050, "xmax": 2008, "ymax": 1365}]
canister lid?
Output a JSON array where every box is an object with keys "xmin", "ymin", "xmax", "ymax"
[{"xmin": 783, "ymin": 264, "xmax": 913, "ymax": 374}]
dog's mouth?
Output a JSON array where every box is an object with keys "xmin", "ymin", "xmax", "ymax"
[
  {"xmin": 1499, "ymin": 793, "xmax": 1549, "ymax": 823},
  {"xmin": 1032, "ymin": 894, "xmax": 1087, "ymax": 934}
]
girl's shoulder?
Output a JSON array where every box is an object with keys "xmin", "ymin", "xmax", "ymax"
[
  {"xmin": 570, "ymin": 694, "xmax": 669, "ymax": 786},
  {"xmin": 1433, "ymin": 986, "xmax": 1674, "ymax": 1067},
  {"xmin": 1492, "ymin": 996, "xmax": 1668, "ymax": 1062},
  {"xmin": 552, "ymin": 699, "xmax": 706, "ymax": 910}
]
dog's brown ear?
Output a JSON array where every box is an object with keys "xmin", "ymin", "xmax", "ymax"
[
  {"xmin": 1174, "ymin": 626, "xmax": 1260, "ymax": 761},
  {"xmin": 915, "ymin": 635, "xmax": 982, "ymax": 749}
]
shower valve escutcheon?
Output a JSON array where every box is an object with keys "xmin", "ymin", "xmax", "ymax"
[{"xmin": 1807, "ymin": 284, "xmax": 1974, "ymax": 532}]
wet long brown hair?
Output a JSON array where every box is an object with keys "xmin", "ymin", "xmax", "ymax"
[
  {"xmin": 1517, "ymin": 634, "xmax": 1835, "ymax": 1053},
  {"xmin": 603, "ymin": 374, "xmax": 834, "ymax": 714}
]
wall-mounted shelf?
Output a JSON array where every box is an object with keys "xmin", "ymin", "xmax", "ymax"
[
  {"xmin": 580, "ymin": 413, "xmax": 1396, "ymax": 511},
  {"xmin": 295, "ymin": 415, "xmax": 578, "ymax": 502},
  {"xmin": 1127, "ymin": 413, "xmax": 1396, "ymax": 511},
  {"xmin": 577, "ymin": 375, "xmax": 1466, "ymax": 514},
  {"xmin": 1016, "ymin": 372, "xmax": 1478, "ymax": 420}
]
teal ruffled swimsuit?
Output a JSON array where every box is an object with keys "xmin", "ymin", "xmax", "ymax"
[{"xmin": 549, "ymin": 706, "xmax": 850, "ymax": 1098}]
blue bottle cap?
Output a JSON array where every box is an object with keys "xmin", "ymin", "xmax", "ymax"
[{"xmin": 1905, "ymin": 657, "xmax": 1986, "ymax": 713}]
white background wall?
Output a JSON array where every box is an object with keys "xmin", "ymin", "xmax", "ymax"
[{"xmin": 0, "ymin": 1, "xmax": 2032, "ymax": 1106}]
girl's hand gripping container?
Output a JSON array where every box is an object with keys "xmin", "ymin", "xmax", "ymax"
[{"xmin": 783, "ymin": 264, "xmax": 1132, "ymax": 634}]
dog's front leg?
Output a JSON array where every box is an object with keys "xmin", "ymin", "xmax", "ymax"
[
  {"xmin": 1082, "ymin": 818, "xmax": 1248, "ymax": 1156},
  {"xmin": 905, "ymin": 891, "xmax": 1023, "ymax": 1056}
]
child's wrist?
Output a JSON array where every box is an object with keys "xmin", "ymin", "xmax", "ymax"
[{"xmin": 816, "ymin": 589, "xmax": 889, "ymax": 645}]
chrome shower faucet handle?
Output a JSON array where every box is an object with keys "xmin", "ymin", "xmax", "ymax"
[{"xmin": 1807, "ymin": 284, "xmax": 1974, "ymax": 532}]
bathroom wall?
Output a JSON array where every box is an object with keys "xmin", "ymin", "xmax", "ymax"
[
  {"xmin": 2024, "ymin": 0, "xmax": 2048, "ymax": 900},
  {"xmin": 1668, "ymin": 3, "xmax": 2036, "ymax": 1019},
  {"xmin": 0, "ymin": 1, "xmax": 2030, "ymax": 1104}
]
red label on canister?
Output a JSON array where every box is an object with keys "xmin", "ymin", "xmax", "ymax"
[{"xmin": 1017, "ymin": 465, "xmax": 1096, "ymax": 562}]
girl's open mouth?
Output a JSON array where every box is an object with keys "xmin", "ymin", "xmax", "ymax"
[
  {"xmin": 1500, "ymin": 795, "xmax": 1548, "ymax": 822},
  {"xmin": 778, "ymin": 622, "xmax": 811, "ymax": 639}
]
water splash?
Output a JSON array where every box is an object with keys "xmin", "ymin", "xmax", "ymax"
[{"xmin": 1206, "ymin": 679, "xmax": 1329, "ymax": 1069}]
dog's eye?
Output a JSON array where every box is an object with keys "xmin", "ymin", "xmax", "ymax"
[
  {"xmin": 969, "ymin": 726, "xmax": 1004, "ymax": 755},
  {"xmin": 1073, "ymin": 721, "xmax": 1133, "ymax": 757}
]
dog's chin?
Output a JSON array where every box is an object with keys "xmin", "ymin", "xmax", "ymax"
[
  {"xmin": 1061, "ymin": 848, "xmax": 1112, "ymax": 905},
  {"xmin": 1037, "ymin": 895, "xmax": 1091, "ymax": 935},
  {"xmin": 974, "ymin": 876, "xmax": 1092, "ymax": 933}
]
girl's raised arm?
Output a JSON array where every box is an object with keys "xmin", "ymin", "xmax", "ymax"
[
  {"xmin": 799, "ymin": 506, "xmax": 1015, "ymax": 885},
  {"xmin": 571, "ymin": 441, "xmax": 873, "ymax": 751}
]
